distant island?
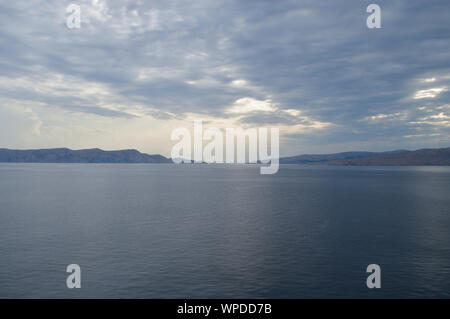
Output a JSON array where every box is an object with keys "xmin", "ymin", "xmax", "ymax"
[
  {"xmin": 0, "ymin": 147, "xmax": 449, "ymax": 165},
  {"xmin": 280, "ymin": 147, "xmax": 450, "ymax": 166},
  {"xmin": 0, "ymin": 148, "xmax": 171, "ymax": 163}
]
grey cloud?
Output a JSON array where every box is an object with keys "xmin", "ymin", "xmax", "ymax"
[{"xmin": 0, "ymin": 0, "xmax": 449, "ymax": 151}]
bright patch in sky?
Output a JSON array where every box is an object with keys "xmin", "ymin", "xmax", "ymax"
[
  {"xmin": 226, "ymin": 98, "xmax": 277, "ymax": 114},
  {"xmin": 414, "ymin": 87, "xmax": 447, "ymax": 99}
]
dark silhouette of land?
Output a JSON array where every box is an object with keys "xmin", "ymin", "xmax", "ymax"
[
  {"xmin": 280, "ymin": 150, "xmax": 407, "ymax": 164},
  {"xmin": 0, "ymin": 147, "xmax": 449, "ymax": 165},
  {"xmin": 280, "ymin": 147, "xmax": 450, "ymax": 165},
  {"xmin": 0, "ymin": 148, "xmax": 170, "ymax": 163},
  {"xmin": 319, "ymin": 147, "xmax": 450, "ymax": 166}
]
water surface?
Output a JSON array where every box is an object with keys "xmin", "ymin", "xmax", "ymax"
[{"xmin": 0, "ymin": 164, "xmax": 449, "ymax": 298}]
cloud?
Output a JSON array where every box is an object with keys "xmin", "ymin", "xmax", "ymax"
[
  {"xmin": 409, "ymin": 111, "xmax": 450, "ymax": 127},
  {"xmin": 225, "ymin": 97, "xmax": 277, "ymax": 114},
  {"xmin": 404, "ymin": 133, "xmax": 441, "ymax": 138},
  {"xmin": 414, "ymin": 87, "xmax": 448, "ymax": 99},
  {"xmin": 361, "ymin": 112, "xmax": 406, "ymax": 122},
  {"xmin": 0, "ymin": 0, "xmax": 449, "ymax": 154},
  {"xmin": 422, "ymin": 77, "xmax": 436, "ymax": 83},
  {"xmin": 421, "ymin": 112, "xmax": 450, "ymax": 120}
]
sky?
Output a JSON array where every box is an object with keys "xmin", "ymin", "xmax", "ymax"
[{"xmin": 0, "ymin": 0, "xmax": 449, "ymax": 157}]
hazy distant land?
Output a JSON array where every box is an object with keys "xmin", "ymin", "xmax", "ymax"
[
  {"xmin": 0, "ymin": 148, "xmax": 170, "ymax": 163},
  {"xmin": 280, "ymin": 147, "xmax": 450, "ymax": 166},
  {"xmin": 0, "ymin": 147, "xmax": 449, "ymax": 165}
]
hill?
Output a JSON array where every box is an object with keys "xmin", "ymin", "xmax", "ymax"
[
  {"xmin": 1, "ymin": 147, "xmax": 449, "ymax": 165},
  {"xmin": 280, "ymin": 150, "xmax": 406, "ymax": 164},
  {"xmin": 0, "ymin": 148, "xmax": 171, "ymax": 163},
  {"xmin": 323, "ymin": 147, "xmax": 450, "ymax": 166}
]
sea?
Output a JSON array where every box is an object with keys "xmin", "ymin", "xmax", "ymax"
[{"xmin": 0, "ymin": 163, "xmax": 449, "ymax": 298}]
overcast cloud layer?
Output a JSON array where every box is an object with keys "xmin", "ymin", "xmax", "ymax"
[{"xmin": 0, "ymin": 0, "xmax": 449, "ymax": 156}]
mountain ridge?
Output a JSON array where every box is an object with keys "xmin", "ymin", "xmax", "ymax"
[
  {"xmin": 279, "ymin": 150, "xmax": 407, "ymax": 164},
  {"xmin": 320, "ymin": 147, "xmax": 450, "ymax": 166},
  {"xmin": 0, "ymin": 148, "xmax": 171, "ymax": 163},
  {"xmin": 0, "ymin": 147, "xmax": 449, "ymax": 165}
]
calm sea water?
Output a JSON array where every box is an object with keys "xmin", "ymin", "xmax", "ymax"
[{"xmin": 0, "ymin": 163, "xmax": 449, "ymax": 298}]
